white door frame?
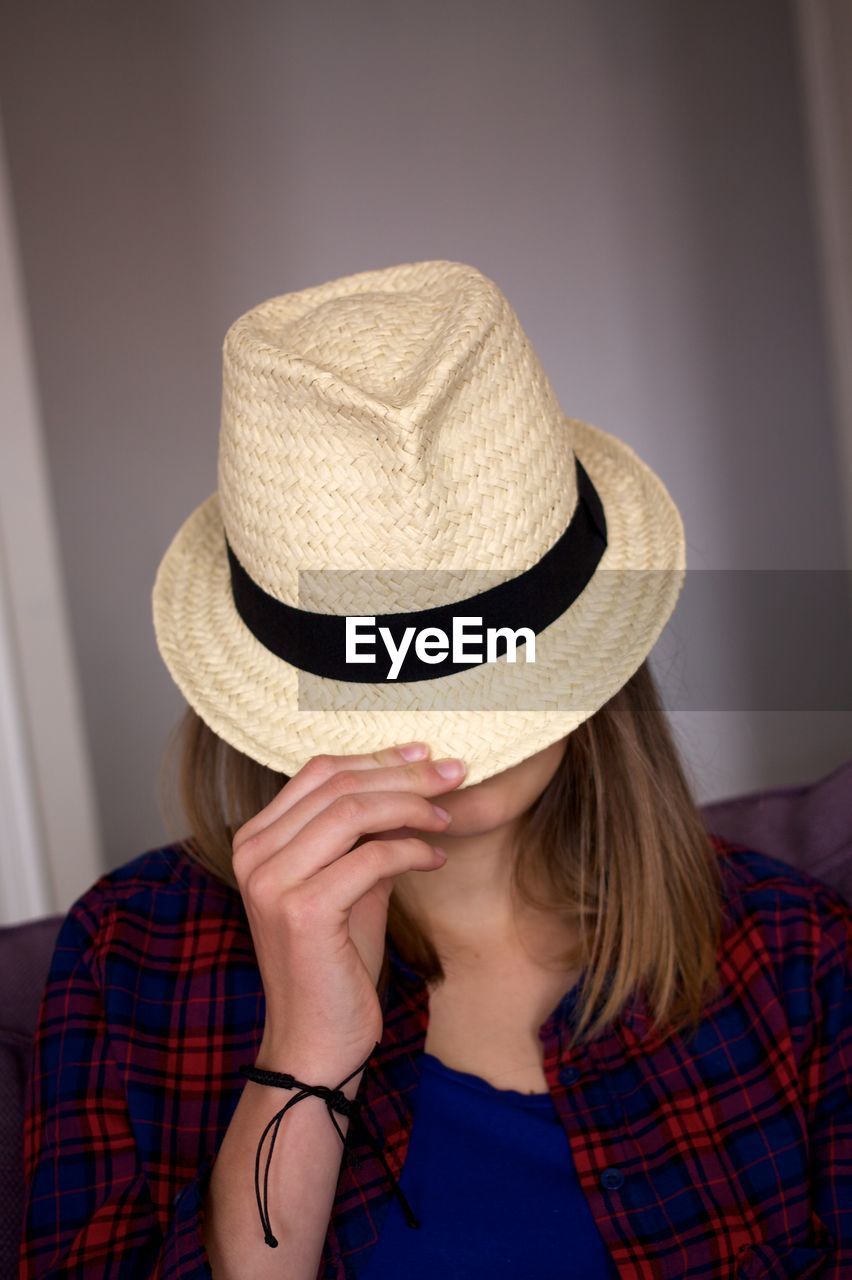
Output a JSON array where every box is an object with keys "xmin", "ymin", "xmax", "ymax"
[
  {"xmin": 794, "ymin": 0, "xmax": 852, "ymax": 568},
  {"xmin": 0, "ymin": 104, "xmax": 103, "ymax": 924}
]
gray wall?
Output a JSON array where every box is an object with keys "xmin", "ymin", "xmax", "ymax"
[{"xmin": 0, "ymin": 0, "xmax": 848, "ymax": 877}]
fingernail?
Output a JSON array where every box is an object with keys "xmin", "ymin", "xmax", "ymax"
[
  {"xmin": 398, "ymin": 742, "xmax": 428, "ymax": 761},
  {"xmin": 435, "ymin": 759, "xmax": 465, "ymax": 779},
  {"xmin": 431, "ymin": 804, "xmax": 451, "ymax": 822}
]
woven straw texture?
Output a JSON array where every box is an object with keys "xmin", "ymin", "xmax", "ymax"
[{"xmin": 152, "ymin": 259, "xmax": 686, "ymax": 787}]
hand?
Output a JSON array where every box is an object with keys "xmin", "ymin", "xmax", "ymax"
[{"xmin": 231, "ymin": 741, "xmax": 466, "ymax": 1077}]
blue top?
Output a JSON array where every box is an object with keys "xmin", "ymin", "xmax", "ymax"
[{"xmin": 357, "ymin": 1050, "xmax": 620, "ymax": 1278}]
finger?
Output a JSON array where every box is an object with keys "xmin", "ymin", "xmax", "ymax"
[
  {"xmin": 261, "ymin": 788, "xmax": 455, "ymax": 884},
  {"xmin": 234, "ymin": 740, "xmax": 433, "ymax": 845},
  {"xmin": 235, "ymin": 782, "xmax": 455, "ymax": 888},
  {"xmin": 288, "ymin": 837, "xmax": 448, "ymax": 922},
  {"xmin": 234, "ymin": 755, "xmax": 466, "ymax": 880}
]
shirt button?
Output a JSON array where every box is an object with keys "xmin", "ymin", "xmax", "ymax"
[
  {"xmin": 600, "ymin": 1167, "xmax": 624, "ymax": 1190},
  {"xmin": 559, "ymin": 1065, "xmax": 580, "ymax": 1086}
]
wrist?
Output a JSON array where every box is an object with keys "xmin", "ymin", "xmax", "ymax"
[{"xmin": 253, "ymin": 1038, "xmax": 377, "ymax": 1092}]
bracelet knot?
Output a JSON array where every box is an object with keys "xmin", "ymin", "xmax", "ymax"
[
  {"xmin": 324, "ymin": 1087, "xmax": 359, "ymax": 1116},
  {"xmin": 237, "ymin": 1042, "xmax": 421, "ymax": 1241}
]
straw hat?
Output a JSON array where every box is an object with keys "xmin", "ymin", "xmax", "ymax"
[{"xmin": 152, "ymin": 259, "xmax": 685, "ymax": 788}]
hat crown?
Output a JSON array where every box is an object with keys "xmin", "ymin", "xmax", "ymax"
[
  {"xmin": 218, "ymin": 260, "xmax": 580, "ymax": 610},
  {"xmin": 153, "ymin": 258, "xmax": 686, "ymax": 777}
]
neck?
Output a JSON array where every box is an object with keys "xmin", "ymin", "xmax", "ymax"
[{"xmin": 391, "ymin": 819, "xmax": 576, "ymax": 967}]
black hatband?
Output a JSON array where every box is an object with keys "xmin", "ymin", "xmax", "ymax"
[{"xmin": 225, "ymin": 452, "xmax": 606, "ymax": 683}]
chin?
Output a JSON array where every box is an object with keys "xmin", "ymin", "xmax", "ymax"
[
  {"xmin": 441, "ymin": 777, "xmax": 505, "ymax": 815},
  {"xmin": 437, "ymin": 737, "xmax": 566, "ymax": 831},
  {"xmin": 434, "ymin": 771, "xmax": 532, "ymax": 834}
]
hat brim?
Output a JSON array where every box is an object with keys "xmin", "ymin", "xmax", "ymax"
[{"xmin": 151, "ymin": 416, "xmax": 685, "ymax": 788}]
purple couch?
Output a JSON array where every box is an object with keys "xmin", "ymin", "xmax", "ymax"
[{"xmin": 2, "ymin": 759, "xmax": 851, "ymax": 1276}]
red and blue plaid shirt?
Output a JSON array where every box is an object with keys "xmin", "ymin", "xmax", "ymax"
[{"xmin": 18, "ymin": 834, "xmax": 852, "ymax": 1278}]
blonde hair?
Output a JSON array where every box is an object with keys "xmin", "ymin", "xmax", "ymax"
[{"xmin": 157, "ymin": 659, "xmax": 724, "ymax": 1050}]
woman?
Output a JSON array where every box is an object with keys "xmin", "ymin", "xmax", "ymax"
[{"xmin": 19, "ymin": 260, "xmax": 851, "ymax": 1278}]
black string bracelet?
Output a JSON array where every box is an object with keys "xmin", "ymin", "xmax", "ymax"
[{"xmin": 238, "ymin": 1044, "xmax": 421, "ymax": 1246}]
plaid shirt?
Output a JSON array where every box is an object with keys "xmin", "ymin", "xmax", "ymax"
[{"xmin": 18, "ymin": 834, "xmax": 852, "ymax": 1279}]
